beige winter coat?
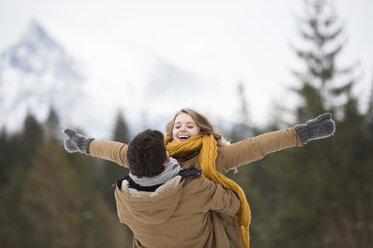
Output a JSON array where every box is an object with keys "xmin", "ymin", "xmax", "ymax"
[
  {"xmin": 115, "ymin": 173, "xmax": 240, "ymax": 247},
  {"xmin": 89, "ymin": 128, "xmax": 302, "ymax": 247},
  {"xmin": 90, "ymin": 129, "xmax": 302, "ymax": 174}
]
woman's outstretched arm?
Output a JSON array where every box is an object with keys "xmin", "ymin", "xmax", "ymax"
[
  {"xmin": 63, "ymin": 129, "xmax": 129, "ymax": 168},
  {"xmin": 218, "ymin": 113, "xmax": 335, "ymax": 171}
]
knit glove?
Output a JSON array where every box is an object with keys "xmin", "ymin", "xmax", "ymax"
[
  {"xmin": 63, "ymin": 129, "xmax": 94, "ymax": 154},
  {"xmin": 294, "ymin": 113, "xmax": 335, "ymax": 145}
]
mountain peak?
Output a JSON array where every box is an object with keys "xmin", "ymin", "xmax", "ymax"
[
  {"xmin": 0, "ymin": 20, "xmax": 85, "ymax": 133},
  {"xmin": 0, "ymin": 19, "xmax": 82, "ymax": 78},
  {"xmin": 22, "ymin": 20, "xmax": 61, "ymax": 51}
]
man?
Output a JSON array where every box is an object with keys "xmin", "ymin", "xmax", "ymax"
[{"xmin": 64, "ymin": 129, "xmax": 240, "ymax": 248}]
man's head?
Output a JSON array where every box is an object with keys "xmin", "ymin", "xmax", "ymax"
[{"xmin": 126, "ymin": 129, "xmax": 169, "ymax": 178}]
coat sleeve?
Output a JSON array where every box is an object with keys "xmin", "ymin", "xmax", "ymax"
[
  {"xmin": 197, "ymin": 176, "xmax": 240, "ymax": 216},
  {"xmin": 218, "ymin": 128, "xmax": 303, "ymax": 171},
  {"xmin": 88, "ymin": 140, "xmax": 129, "ymax": 168}
]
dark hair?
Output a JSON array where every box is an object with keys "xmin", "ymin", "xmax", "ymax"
[{"xmin": 126, "ymin": 129, "xmax": 167, "ymax": 178}]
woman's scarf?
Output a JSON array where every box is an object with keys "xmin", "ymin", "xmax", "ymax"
[{"xmin": 165, "ymin": 134, "xmax": 251, "ymax": 248}]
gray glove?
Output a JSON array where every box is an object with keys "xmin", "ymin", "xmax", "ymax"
[
  {"xmin": 63, "ymin": 129, "xmax": 94, "ymax": 154},
  {"xmin": 294, "ymin": 113, "xmax": 335, "ymax": 145}
]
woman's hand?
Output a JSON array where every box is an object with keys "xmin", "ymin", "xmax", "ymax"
[
  {"xmin": 63, "ymin": 129, "xmax": 94, "ymax": 154},
  {"xmin": 294, "ymin": 113, "xmax": 336, "ymax": 145}
]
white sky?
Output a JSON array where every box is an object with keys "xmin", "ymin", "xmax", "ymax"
[{"xmin": 1, "ymin": 0, "xmax": 372, "ymax": 131}]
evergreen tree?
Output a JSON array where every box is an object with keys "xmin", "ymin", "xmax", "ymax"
[
  {"xmin": 229, "ymin": 82, "xmax": 253, "ymax": 142},
  {"xmin": 290, "ymin": 0, "xmax": 358, "ymax": 121},
  {"xmin": 95, "ymin": 110, "xmax": 133, "ymax": 247},
  {"xmin": 44, "ymin": 106, "xmax": 60, "ymax": 142},
  {"xmin": 113, "ymin": 110, "xmax": 130, "ymax": 143},
  {"xmin": 0, "ymin": 107, "xmax": 133, "ymax": 247},
  {"xmin": 261, "ymin": 0, "xmax": 372, "ymax": 247},
  {"xmin": 18, "ymin": 140, "xmax": 128, "ymax": 248},
  {"xmin": 227, "ymin": 82, "xmax": 273, "ymax": 247},
  {"xmin": 98, "ymin": 110, "xmax": 130, "ymax": 208},
  {"xmin": 18, "ymin": 111, "xmax": 44, "ymax": 169},
  {"xmin": 364, "ymin": 74, "xmax": 373, "ymax": 138},
  {"xmin": 0, "ymin": 113, "xmax": 43, "ymax": 246},
  {"xmin": 0, "ymin": 127, "xmax": 11, "ymax": 184},
  {"xmin": 0, "ymin": 112, "xmax": 44, "ymax": 245}
]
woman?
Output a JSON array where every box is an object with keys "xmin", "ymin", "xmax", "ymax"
[
  {"xmin": 63, "ymin": 108, "xmax": 335, "ymax": 248},
  {"xmin": 163, "ymin": 109, "xmax": 335, "ymax": 247},
  {"xmin": 164, "ymin": 108, "xmax": 335, "ymax": 174}
]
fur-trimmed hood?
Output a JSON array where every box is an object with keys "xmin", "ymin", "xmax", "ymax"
[
  {"xmin": 121, "ymin": 175, "xmax": 182, "ymax": 197},
  {"xmin": 115, "ymin": 169, "xmax": 200, "ymax": 225}
]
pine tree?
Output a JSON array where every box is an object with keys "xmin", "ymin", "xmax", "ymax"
[
  {"xmin": 291, "ymin": 0, "xmax": 358, "ymax": 121},
  {"xmin": 98, "ymin": 110, "xmax": 130, "ymax": 208},
  {"xmin": 0, "ymin": 127, "xmax": 11, "ymax": 184},
  {"xmin": 229, "ymin": 82, "xmax": 253, "ymax": 142},
  {"xmin": 18, "ymin": 111, "xmax": 44, "ymax": 169},
  {"xmin": 113, "ymin": 110, "xmax": 130, "ymax": 143},
  {"xmin": 262, "ymin": 1, "xmax": 372, "ymax": 247},
  {"xmin": 94, "ymin": 110, "xmax": 133, "ymax": 247},
  {"xmin": 44, "ymin": 106, "xmax": 60, "ymax": 142},
  {"xmin": 0, "ymin": 113, "xmax": 44, "ymax": 247},
  {"xmin": 227, "ymin": 82, "xmax": 273, "ymax": 247},
  {"xmin": 364, "ymin": 74, "xmax": 373, "ymax": 138},
  {"xmin": 17, "ymin": 140, "xmax": 129, "ymax": 248},
  {"xmin": 0, "ymin": 108, "xmax": 132, "ymax": 247}
]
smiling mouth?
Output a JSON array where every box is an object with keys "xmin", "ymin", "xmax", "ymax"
[{"xmin": 178, "ymin": 136, "xmax": 189, "ymax": 140}]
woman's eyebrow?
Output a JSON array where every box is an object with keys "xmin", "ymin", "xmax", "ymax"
[{"xmin": 175, "ymin": 121, "xmax": 195, "ymax": 124}]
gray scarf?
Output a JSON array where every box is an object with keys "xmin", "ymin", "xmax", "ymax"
[{"xmin": 129, "ymin": 157, "xmax": 181, "ymax": 187}]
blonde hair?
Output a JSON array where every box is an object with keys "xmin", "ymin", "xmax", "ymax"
[{"xmin": 165, "ymin": 109, "xmax": 229, "ymax": 147}]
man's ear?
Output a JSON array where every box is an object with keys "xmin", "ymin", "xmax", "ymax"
[{"xmin": 163, "ymin": 150, "xmax": 170, "ymax": 167}]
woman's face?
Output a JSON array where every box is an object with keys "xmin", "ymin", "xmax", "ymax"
[{"xmin": 172, "ymin": 113, "xmax": 201, "ymax": 142}]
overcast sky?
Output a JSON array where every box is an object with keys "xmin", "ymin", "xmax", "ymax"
[{"xmin": 1, "ymin": 0, "xmax": 372, "ymax": 130}]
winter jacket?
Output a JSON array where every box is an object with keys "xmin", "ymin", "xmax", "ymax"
[
  {"xmin": 115, "ymin": 169, "xmax": 240, "ymax": 248},
  {"xmin": 89, "ymin": 128, "xmax": 302, "ymax": 247},
  {"xmin": 89, "ymin": 128, "xmax": 302, "ymax": 174}
]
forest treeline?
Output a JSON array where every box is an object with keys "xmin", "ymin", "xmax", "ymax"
[
  {"xmin": 228, "ymin": 1, "xmax": 373, "ymax": 247},
  {"xmin": 0, "ymin": 109, "xmax": 134, "ymax": 247},
  {"xmin": 1, "ymin": 0, "xmax": 372, "ymax": 247}
]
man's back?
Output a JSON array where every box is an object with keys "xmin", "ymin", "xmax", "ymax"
[{"xmin": 115, "ymin": 171, "xmax": 241, "ymax": 248}]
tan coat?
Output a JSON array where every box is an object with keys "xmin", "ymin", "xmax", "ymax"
[
  {"xmin": 89, "ymin": 128, "xmax": 302, "ymax": 247},
  {"xmin": 115, "ymin": 174, "xmax": 240, "ymax": 248}
]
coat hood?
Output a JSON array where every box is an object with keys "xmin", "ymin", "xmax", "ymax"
[{"xmin": 115, "ymin": 176, "xmax": 185, "ymax": 225}]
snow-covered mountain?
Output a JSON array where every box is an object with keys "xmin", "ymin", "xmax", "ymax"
[
  {"xmin": 0, "ymin": 20, "xmax": 237, "ymax": 139},
  {"xmin": 0, "ymin": 20, "xmax": 85, "ymax": 133}
]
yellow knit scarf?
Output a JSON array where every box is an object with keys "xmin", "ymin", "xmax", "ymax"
[{"xmin": 165, "ymin": 134, "xmax": 250, "ymax": 248}]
